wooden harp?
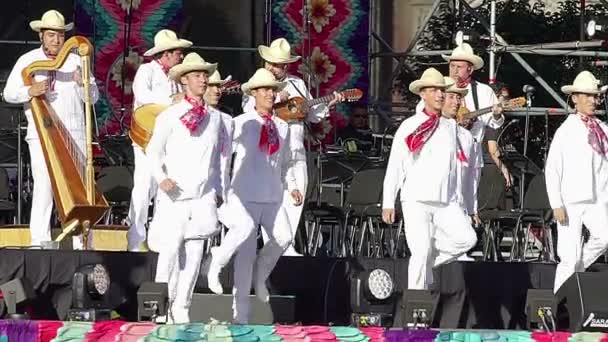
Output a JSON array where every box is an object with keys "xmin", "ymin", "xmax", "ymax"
[{"xmin": 21, "ymin": 36, "xmax": 109, "ymax": 246}]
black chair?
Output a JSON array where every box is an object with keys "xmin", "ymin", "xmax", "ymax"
[
  {"xmin": 0, "ymin": 168, "xmax": 16, "ymax": 223},
  {"xmin": 96, "ymin": 166, "xmax": 133, "ymax": 225}
]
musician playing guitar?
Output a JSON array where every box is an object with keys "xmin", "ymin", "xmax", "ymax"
[
  {"xmin": 3, "ymin": 10, "xmax": 99, "ymax": 248},
  {"xmin": 242, "ymin": 38, "xmax": 344, "ymax": 256},
  {"xmin": 127, "ymin": 29, "xmax": 192, "ymax": 252}
]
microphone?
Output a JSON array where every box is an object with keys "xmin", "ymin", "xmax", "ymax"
[
  {"xmin": 591, "ymin": 60, "xmax": 608, "ymax": 67},
  {"xmin": 497, "ymin": 119, "xmax": 519, "ymax": 145},
  {"xmin": 600, "ymin": 85, "xmax": 608, "ymax": 94},
  {"xmin": 522, "ymin": 84, "xmax": 536, "ymax": 93}
]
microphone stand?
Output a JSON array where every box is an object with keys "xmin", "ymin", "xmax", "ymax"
[
  {"xmin": 520, "ymin": 90, "xmax": 534, "ymax": 210},
  {"xmin": 118, "ymin": 0, "xmax": 134, "ymax": 135}
]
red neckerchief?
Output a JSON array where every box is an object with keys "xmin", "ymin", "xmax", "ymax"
[
  {"xmin": 258, "ymin": 113, "xmax": 280, "ymax": 156},
  {"xmin": 579, "ymin": 113, "xmax": 608, "ymax": 155},
  {"xmin": 155, "ymin": 59, "xmax": 171, "ymax": 75},
  {"xmin": 179, "ymin": 95, "xmax": 207, "ymax": 133},
  {"xmin": 43, "ymin": 49, "xmax": 57, "ymax": 91},
  {"xmin": 457, "ymin": 76, "xmax": 471, "ymax": 88},
  {"xmin": 405, "ymin": 109, "xmax": 440, "ymax": 153},
  {"xmin": 454, "ymin": 125, "xmax": 469, "ymax": 164}
]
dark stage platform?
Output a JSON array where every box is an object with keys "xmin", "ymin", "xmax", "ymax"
[{"xmin": 1, "ymin": 249, "xmax": 604, "ymax": 329}]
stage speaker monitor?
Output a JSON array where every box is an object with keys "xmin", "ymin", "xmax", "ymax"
[
  {"xmin": 557, "ymin": 271, "xmax": 608, "ymax": 332},
  {"xmin": 190, "ymin": 293, "xmax": 295, "ymax": 324},
  {"xmin": 0, "ymin": 277, "xmax": 35, "ymax": 318},
  {"xmin": 394, "ymin": 289, "xmax": 436, "ymax": 329},
  {"xmin": 525, "ymin": 289, "xmax": 556, "ymax": 331},
  {"xmin": 137, "ymin": 282, "xmax": 168, "ymax": 322}
]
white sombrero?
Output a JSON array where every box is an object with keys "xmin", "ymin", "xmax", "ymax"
[
  {"xmin": 258, "ymin": 38, "xmax": 301, "ymax": 64},
  {"xmin": 442, "ymin": 43, "xmax": 484, "ymax": 70},
  {"xmin": 444, "ymin": 77, "xmax": 469, "ymax": 96},
  {"xmin": 208, "ymin": 70, "xmax": 232, "ymax": 86},
  {"xmin": 241, "ymin": 68, "xmax": 286, "ymax": 96},
  {"xmin": 30, "ymin": 10, "xmax": 73, "ymax": 32},
  {"xmin": 561, "ymin": 70, "xmax": 603, "ymax": 95},
  {"xmin": 409, "ymin": 68, "xmax": 448, "ymax": 95},
  {"xmin": 169, "ymin": 53, "xmax": 217, "ymax": 81},
  {"xmin": 144, "ymin": 29, "xmax": 192, "ymax": 57}
]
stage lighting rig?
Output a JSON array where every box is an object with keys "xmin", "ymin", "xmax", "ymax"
[
  {"xmin": 350, "ymin": 260, "xmax": 398, "ymax": 327},
  {"xmin": 68, "ymin": 264, "xmax": 113, "ymax": 321}
]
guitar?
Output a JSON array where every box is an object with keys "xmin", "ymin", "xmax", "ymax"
[
  {"xmin": 129, "ymin": 103, "xmax": 169, "ymax": 150},
  {"xmin": 457, "ymin": 97, "xmax": 526, "ymax": 125},
  {"xmin": 274, "ymin": 88, "xmax": 364, "ymax": 122},
  {"xmin": 220, "ymin": 80, "xmax": 242, "ymax": 95}
]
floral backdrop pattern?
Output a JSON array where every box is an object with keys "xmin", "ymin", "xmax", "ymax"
[{"xmin": 271, "ymin": 0, "xmax": 370, "ymax": 144}]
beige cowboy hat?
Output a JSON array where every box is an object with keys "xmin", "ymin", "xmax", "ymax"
[
  {"xmin": 442, "ymin": 43, "xmax": 484, "ymax": 70},
  {"xmin": 241, "ymin": 68, "xmax": 286, "ymax": 96},
  {"xmin": 144, "ymin": 29, "xmax": 192, "ymax": 57},
  {"xmin": 208, "ymin": 70, "xmax": 232, "ymax": 86},
  {"xmin": 258, "ymin": 38, "xmax": 301, "ymax": 64},
  {"xmin": 30, "ymin": 10, "xmax": 73, "ymax": 32},
  {"xmin": 561, "ymin": 70, "xmax": 603, "ymax": 95},
  {"xmin": 169, "ymin": 53, "xmax": 217, "ymax": 81},
  {"xmin": 409, "ymin": 68, "xmax": 448, "ymax": 95},
  {"xmin": 444, "ymin": 77, "xmax": 469, "ymax": 96}
]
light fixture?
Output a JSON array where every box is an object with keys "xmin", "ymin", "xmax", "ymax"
[
  {"xmin": 454, "ymin": 30, "xmax": 480, "ymax": 46},
  {"xmin": 464, "ymin": 0, "xmax": 485, "ymax": 9},
  {"xmin": 587, "ymin": 19, "xmax": 608, "ymax": 38},
  {"xmin": 69, "ymin": 264, "xmax": 113, "ymax": 321},
  {"xmin": 349, "ymin": 259, "xmax": 398, "ymax": 327}
]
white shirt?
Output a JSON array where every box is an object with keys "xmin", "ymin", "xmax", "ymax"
[
  {"xmin": 545, "ymin": 114, "xmax": 608, "ymax": 208},
  {"xmin": 242, "ymin": 74, "xmax": 328, "ymax": 161},
  {"xmin": 147, "ymin": 100, "xmax": 223, "ymax": 200},
  {"xmin": 455, "ymin": 124, "xmax": 477, "ymax": 214},
  {"xmin": 132, "ymin": 60, "xmax": 181, "ymax": 110},
  {"xmin": 218, "ymin": 110, "xmax": 234, "ymax": 199},
  {"xmin": 3, "ymin": 46, "xmax": 99, "ymax": 141},
  {"xmin": 382, "ymin": 110, "xmax": 465, "ymax": 209},
  {"xmin": 416, "ymin": 81, "xmax": 504, "ymax": 167},
  {"xmin": 229, "ymin": 110, "xmax": 297, "ymax": 203}
]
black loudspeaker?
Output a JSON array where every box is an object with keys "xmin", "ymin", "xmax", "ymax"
[
  {"xmin": 394, "ymin": 289, "xmax": 437, "ymax": 329},
  {"xmin": 526, "ymin": 289, "xmax": 557, "ymax": 330},
  {"xmin": 137, "ymin": 282, "xmax": 168, "ymax": 321},
  {"xmin": 557, "ymin": 272, "xmax": 608, "ymax": 331},
  {"xmin": 189, "ymin": 294, "xmax": 295, "ymax": 324}
]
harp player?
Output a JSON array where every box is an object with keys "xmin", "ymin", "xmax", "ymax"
[{"xmin": 3, "ymin": 10, "xmax": 99, "ymax": 248}]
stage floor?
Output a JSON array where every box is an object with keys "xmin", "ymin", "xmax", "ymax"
[{"xmin": 0, "ymin": 249, "xmax": 605, "ymax": 329}]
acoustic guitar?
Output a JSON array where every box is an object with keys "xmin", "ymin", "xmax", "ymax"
[
  {"xmin": 457, "ymin": 97, "xmax": 526, "ymax": 126},
  {"xmin": 274, "ymin": 88, "xmax": 364, "ymax": 122},
  {"xmin": 129, "ymin": 81, "xmax": 242, "ymax": 149}
]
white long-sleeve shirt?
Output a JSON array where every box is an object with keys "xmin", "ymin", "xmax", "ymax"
[
  {"xmin": 218, "ymin": 111, "xmax": 234, "ymax": 199},
  {"xmin": 416, "ymin": 81, "xmax": 504, "ymax": 168},
  {"xmin": 132, "ymin": 60, "xmax": 181, "ymax": 110},
  {"xmin": 455, "ymin": 124, "xmax": 477, "ymax": 214},
  {"xmin": 382, "ymin": 111, "xmax": 466, "ymax": 209},
  {"xmin": 3, "ymin": 46, "xmax": 99, "ymax": 141},
  {"xmin": 545, "ymin": 114, "xmax": 608, "ymax": 209},
  {"xmin": 147, "ymin": 100, "xmax": 223, "ymax": 200},
  {"xmin": 242, "ymin": 74, "xmax": 328, "ymax": 161},
  {"xmin": 229, "ymin": 110, "xmax": 297, "ymax": 203}
]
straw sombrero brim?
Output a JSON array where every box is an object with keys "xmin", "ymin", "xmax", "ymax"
[
  {"xmin": 208, "ymin": 75, "xmax": 232, "ymax": 86},
  {"xmin": 241, "ymin": 80, "xmax": 287, "ymax": 96},
  {"xmin": 29, "ymin": 21, "xmax": 74, "ymax": 32},
  {"xmin": 561, "ymin": 85, "xmax": 601, "ymax": 95},
  {"xmin": 169, "ymin": 62, "xmax": 218, "ymax": 81},
  {"xmin": 144, "ymin": 39, "xmax": 193, "ymax": 57},
  {"xmin": 258, "ymin": 45, "xmax": 301, "ymax": 64},
  {"xmin": 409, "ymin": 80, "xmax": 448, "ymax": 95},
  {"xmin": 441, "ymin": 53, "xmax": 485, "ymax": 70},
  {"xmin": 446, "ymin": 86, "xmax": 469, "ymax": 96}
]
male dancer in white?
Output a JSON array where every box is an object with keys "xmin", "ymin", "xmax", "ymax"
[
  {"xmin": 382, "ymin": 68, "xmax": 477, "ymax": 290},
  {"xmin": 208, "ymin": 68, "xmax": 302, "ymax": 323},
  {"xmin": 127, "ymin": 29, "xmax": 192, "ymax": 251},
  {"xmin": 3, "ymin": 9, "xmax": 99, "ymax": 247},
  {"xmin": 146, "ymin": 53, "xmax": 222, "ymax": 323},
  {"xmin": 546, "ymin": 71, "xmax": 608, "ymax": 293},
  {"xmin": 243, "ymin": 38, "xmax": 342, "ymax": 255}
]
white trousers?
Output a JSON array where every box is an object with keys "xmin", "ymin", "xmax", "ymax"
[
  {"xmin": 215, "ymin": 195, "xmax": 292, "ymax": 324},
  {"xmin": 153, "ymin": 191, "xmax": 219, "ymax": 323},
  {"xmin": 403, "ymin": 200, "xmax": 477, "ymax": 290},
  {"xmin": 554, "ymin": 201, "xmax": 608, "ymax": 293},
  {"xmin": 262, "ymin": 160, "xmax": 307, "ymax": 255},
  {"xmin": 127, "ymin": 146, "xmax": 158, "ymax": 251},
  {"xmin": 28, "ymin": 138, "xmax": 86, "ymax": 248}
]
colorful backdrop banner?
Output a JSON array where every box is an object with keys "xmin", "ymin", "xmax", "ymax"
[
  {"xmin": 74, "ymin": 0, "xmax": 184, "ymax": 136},
  {"xmin": 271, "ymin": 0, "xmax": 370, "ymax": 143}
]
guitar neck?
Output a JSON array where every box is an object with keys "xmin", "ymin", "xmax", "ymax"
[
  {"xmin": 307, "ymin": 93, "xmax": 336, "ymax": 107},
  {"xmin": 465, "ymin": 106, "xmax": 493, "ymax": 119}
]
